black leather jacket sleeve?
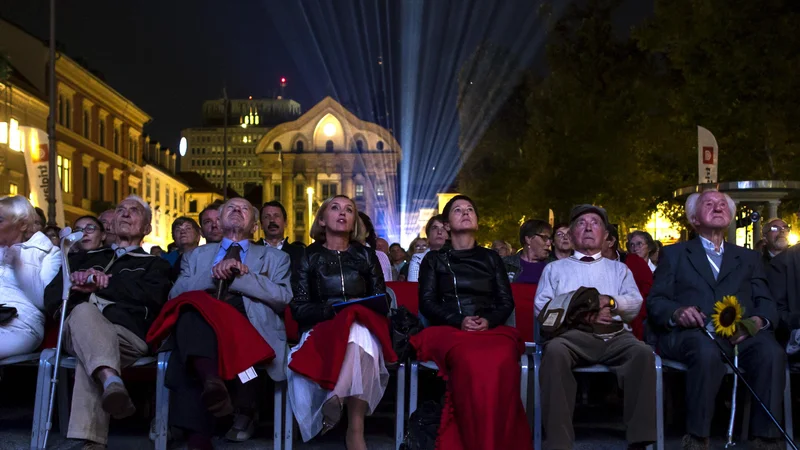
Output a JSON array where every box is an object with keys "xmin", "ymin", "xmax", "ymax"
[
  {"xmin": 290, "ymin": 250, "xmax": 335, "ymax": 328},
  {"xmin": 482, "ymin": 251, "xmax": 515, "ymax": 328},
  {"xmin": 419, "ymin": 252, "xmax": 466, "ymax": 328}
]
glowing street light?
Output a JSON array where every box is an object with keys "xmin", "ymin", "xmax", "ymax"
[{"xmin": 178, "ymin": 137, "xmax": 187, "ymax": 156}]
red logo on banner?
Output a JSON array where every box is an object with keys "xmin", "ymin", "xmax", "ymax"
[{"xmin": 702, "ymin": 146, "xmax": 714, "ymax": 164}]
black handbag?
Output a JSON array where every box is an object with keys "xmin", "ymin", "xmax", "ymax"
[
  {"xmin": 400, "ymin": 399, "xmax": 442, "ymax": 450},
  {"xmin": 0, "ymin": 304, "xmax": 18, "ymax": 325},
  {"xmin": 389, "ymin": 306, "xmax": 424, "ymax": 362}
]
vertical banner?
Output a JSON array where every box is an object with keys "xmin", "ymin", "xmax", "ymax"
[
  {"xmin": 20, "ymin": 126, "xmax": 65, "ymax": 226},
  {"xmin": 697, "ymin": 126, "xmax": 719, "ymax": 184}
]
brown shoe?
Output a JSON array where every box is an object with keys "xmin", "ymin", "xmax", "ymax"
[
  {"xmin": 201, "ymin": 376, "xmax": 233, "ymax": 417},
  {"xmin": 101, "ymin": 381, "xmax": 136, "ymax": 419},
  {"xmin": 751, "ymin": 438, "xmax": 783, "ymax": 450},
  {"xmin": 81, "ymin": 441, "xmax": 106, "ymax": 450},
  {"xmin": 681, "ymin": 434, "xmax": 709, "ymax": 450}
]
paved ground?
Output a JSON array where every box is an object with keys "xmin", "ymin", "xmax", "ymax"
[{"xmin": 0, "ymin": 364, "xmax": 787, "ymax": 449}]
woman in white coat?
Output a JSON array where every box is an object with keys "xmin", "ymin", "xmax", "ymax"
[{"xmin": 0, "ymin": 196, "xmax": 61, "ymax": 359}]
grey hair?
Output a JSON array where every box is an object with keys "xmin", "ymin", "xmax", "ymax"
[
  {"xmin": 121, "ymin": 195, "xmax": 152, "ymax": 225},
  {"xmin": 0, "ymin": 195, "xmax": 36, "ymax": 228},
  {"xmin": 685, "ymin": 190, "xmax": 736, "ymax": 229},
  {"xmin": 218, "ymin": 198, "xmax": 258, "ymax": 227}
]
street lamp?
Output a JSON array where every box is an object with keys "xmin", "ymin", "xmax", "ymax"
[{"xmin": 306, "ymin": 186, "xmax": 315, "ymax": 244}]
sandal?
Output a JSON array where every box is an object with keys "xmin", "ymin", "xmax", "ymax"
[{"xmin": 320, "ymin": 395, "xmax": 343, "ymax": 435}]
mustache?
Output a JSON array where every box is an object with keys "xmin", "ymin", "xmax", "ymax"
[{"xmin": 267, "ymin": 222, "xmax": 279, "ymax": 229}]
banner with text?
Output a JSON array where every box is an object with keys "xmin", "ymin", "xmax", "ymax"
[
  {"xmin": 697, "ymin": 126, "xmax": 719, "ymax": 184},
  {"xmin": 20, "ymin": 126, "xmax": 65, "ymax": 226}
]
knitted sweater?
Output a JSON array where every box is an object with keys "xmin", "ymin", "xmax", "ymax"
[{"xmin": 534, "ymin": 256, "xmax": 642, "ymax": 339}]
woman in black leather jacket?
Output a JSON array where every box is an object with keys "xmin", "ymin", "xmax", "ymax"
[
  {"xmin": 287, "ymin": 195, "xmax": 387, "ymax": 450},
  {"xmin": 413, "ymin": 195, "xmax": 533, "ymax": 450}
]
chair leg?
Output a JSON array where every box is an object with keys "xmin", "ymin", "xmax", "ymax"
[
  {"xmin": 654, "ymin": 355, "xmax": 664, "ymax": 450},
  {"xmin": 31, "ymin": 349, "xmax": 55, "ymax": 450},
  {"xmin": 57, "ymin": 367, "xmax": 70, "ymax": 435},
  {"xmin": 273, "ymin": 380, "xmax": 282, "ymax": 450},
  {"xmin": 785, "ymin": 364, "xmax": 794, "ymax": 450},
  {"xmin": 533, "ymin": 351, "xmax": 542, "ymax": 450},
  {"xmin": 154, "ymin": 351, "xmax": 170, "ymax": 450},
  {"xmin": 520, "ymin": 354, "xmax": 529, "ymax": 414},
  {"xmin": 395, "ymin": 362, "xmax": 406, "ymax": 450},
  {"xmin": 409, "ymin": 361, "xmax": 419, "ymax": 416},
  {"xmin": 284, "ymin": 381, "xmax": 293, "ymax": 450}
]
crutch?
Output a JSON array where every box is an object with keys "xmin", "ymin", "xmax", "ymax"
[{"xmin": 42, "ymin": 227, "xmax": 84, "ymax": 447}]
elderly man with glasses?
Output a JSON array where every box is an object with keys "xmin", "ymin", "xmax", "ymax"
[{"xmin": 762, "ymin": 218, "xmax": 791, "ymax": 265}]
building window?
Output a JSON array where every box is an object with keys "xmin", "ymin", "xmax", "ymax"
[
  {"xmin": 326, "ymin": 140, "xmax": 334, "ymax": 152},
  {"xmin": 113, "ymin": 180, "xmax": 120, "ymax": 203},
  {"xmin": 376, "ymin": 183, "xmax": 385, "ymax": 198},
  {"xmin": 57, "ymin": 155, "xmax": 71, "ymax": 193},
  {"xmin": 273, "ymin": 184, "xmax": 281, "ymax": 201},
  {"xmin": 173, "ymin": 192, "xmax": 177, "ymax": 209},
  {"xmin": 65, "ymin": 99, "xmax": 72, "ymax": 129},
  {"xmin": 295, "ymin": 184, "xmax": 304, "ymax": 199},
  {"xmin": 9, "ymin": 183, "xmax": 18, "ymax": 196},
  {"xmin": 82, "ymin": 110, "xmax": 90, "ymax": 138},
  {"xmin": 58, "ymin": 95, "xmax": 64, "ymax": 125},
  {"xmin": 355, "ymin": 183, "xmax": 364, "ymax": 199},
  {"xmin": 188, "ymin": 200, "xmax": 197, "ymax": 213},
  {"xmin": 166, "ymin": 186, "xmax": 170, "ymax": 208},
  {"xmin": 376, "ymin": 141, "xmax": 384, "ymax": 151},
  {"xmin": 321, "ymin": 183, "xmax": 337, "ymax": 198},
  {"xmin": 356, "ymin": 140, "xmax": 364, "ymax": 152},
  {"xmin": 273, "ymin": 142, "xmax": 282, "ymax": 151},
  {"xmin": 98, "ymin": 173, "xmax": 106, "ymax": 202},
  {"xmin": 296, "ymin": 141, "xmax": 304, "ymax": 152},
  {"xmin": 131, "ymin": 186, "xmax": 138, "ymax": 196},
  {"xmin": 82, "ymin": 167, "xmax": 89, "ymax": 198},
  {"xmin": 155, "ymin": 179, "xmax": 160, "ymax": 202},
  {"xmin": 113, "ymin": 128, "xmax": 120, "ymax": 154},
  {"xmin": 145, "ymin": 177, "xmax": 151, "ymax": 199},
  {"xmin": 99, "ymin": 120, "xmax": 106, "ymax": 147},
  {"xmin": 295, "ymin": 210, "xmax": 304, "ymax": 226}
]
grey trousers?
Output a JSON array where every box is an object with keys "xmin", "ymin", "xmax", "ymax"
[
  {"xmin": 63, "ymin": 303, "xmax": 149, "ymax": 445},
  {"xmin": 541, "ymin": 329, "xmax": 657, "ymax": 450}
]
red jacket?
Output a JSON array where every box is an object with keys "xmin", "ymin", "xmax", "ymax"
[{"xmin": 621, "ymin": 253, "xmax": 653, "ymax": 340}]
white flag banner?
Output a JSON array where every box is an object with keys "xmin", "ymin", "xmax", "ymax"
[
  {"xmin": 20, "ymin": 126, "xmax": 65, "ymax": 226},
  {"xmin": 697, "ymin": 126, "xmax": 719, "ymax": 184}
]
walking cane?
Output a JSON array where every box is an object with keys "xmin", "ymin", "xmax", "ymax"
[
  {"xmin": 42, "ymin": 227, "xmax": 84, "ymax": 448},
  {"xmin": 704, "ymin": 328, "xmax": 798, "ymax": 450},
  {"xmin": 725, "ymin": 346, "xmax": 739, "ymax": 448}
]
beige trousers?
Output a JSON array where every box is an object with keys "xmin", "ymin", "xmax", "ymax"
[{"xmin": 62, "ymin": 302, "xmax": 149, "ymax": 444}]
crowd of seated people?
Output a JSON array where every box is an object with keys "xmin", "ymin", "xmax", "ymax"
[{"xmin": 2, "ymin": 188, "xmax": 800, "ymax": 450}]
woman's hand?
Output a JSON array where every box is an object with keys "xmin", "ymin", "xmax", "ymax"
[{"xmin": 461, "ymin": 316, "xmax": 489, "ymax": 331}]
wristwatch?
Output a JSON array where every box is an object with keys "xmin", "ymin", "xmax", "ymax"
[{"xmin": 608, "ymin": 297, "xmax": 617, "ymax": 311}]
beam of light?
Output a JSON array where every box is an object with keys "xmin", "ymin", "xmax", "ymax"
[{"xmin": 265, "ymin": 0, "xmax": 568, "ymax": 247}]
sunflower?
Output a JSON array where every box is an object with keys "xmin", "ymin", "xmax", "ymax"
[{"xmin": 711, "ymin": 295, "xmax": 744, "ymax": 338}]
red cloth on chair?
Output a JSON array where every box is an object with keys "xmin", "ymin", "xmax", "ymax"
[
  {"xmin": 410, "ymin": 325, "xmax": 533, "ymax": 450},
  {"xmin": 146, "ymin": 291, "xmax": 276, "ymax": 380},
  {"xmin": 288, "ymin": 305, "xmax": 397, "ymax": 390}
]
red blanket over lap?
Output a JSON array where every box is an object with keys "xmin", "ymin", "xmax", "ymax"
[
  {"xmin": 288, "ymin": 305, "xmax": 397, "ymax": 390},
  {"xmin": 146, "ymin": 291, "xmax": 276, "ymax": 380},
  {"xmin": 410, "ymin": 325, "xmax": 534, "ymax": 450}
]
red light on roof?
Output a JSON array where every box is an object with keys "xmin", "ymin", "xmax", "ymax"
[{"xmin": 280, "ymin": 77, "xmax": 287, "ymax": 83}]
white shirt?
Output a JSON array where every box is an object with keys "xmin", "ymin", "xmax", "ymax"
[{"xmin": 407, "ymin": 249, "xmax": 429, "ymax": 282}]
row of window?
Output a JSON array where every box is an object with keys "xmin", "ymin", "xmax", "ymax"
[
  {"xmin": 58, "ymin": 93, "xmax": 139, "ymax": 163},
  {"xmin": 143, "ymin": 177, "xmax": 181, "ymax": 211},
  {"xmin": 191, "ymin": 159, "xmax": 255, "ymax": 167},
  {"xmin": 190, "ymin": 147, "xmax": 255, "ymax": 156},
  {"xmin": 196, "ymin": 170, "xmax": 261, "ymax": 179},
  {"xmin": 192, "ymin": 134, "xmax": 263, "ymax": 144},
  {"xmin": 270, "ymin": 140, "xmax": 387, "ymax": 153}
]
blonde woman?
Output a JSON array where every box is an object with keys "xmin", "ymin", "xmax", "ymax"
[
  {"xmin": 0, "ymin": 196, "xmax": 61, "ymax": 359},
  {"xmin": 287, "ymin": 195, "xmax": 388, "ymax": 450}
]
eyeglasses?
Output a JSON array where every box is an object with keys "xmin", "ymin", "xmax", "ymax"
[
  {"xmin": 768, "ymin": 225, "xmax": 791, "ymax": 233},
  {"xmin": 414, "ymin": 243, "xmax": 429, "ymax": 250},
  {"xmin": 555, "ymin": 231, "xmax": 569, "ymax": 240},
  {"xmin": 74, "ymin": 225, "xmax": 99, "ymax": 234},
  {"xmin": 535, "ymin": 233, "xmax": 553, "ymax": 243}
]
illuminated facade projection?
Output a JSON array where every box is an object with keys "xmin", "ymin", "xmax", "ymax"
[{"xmin": 255, "ymin": 97, "xmax": 400, "ymax": 245}]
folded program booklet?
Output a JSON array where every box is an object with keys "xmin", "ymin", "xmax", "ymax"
[{"xmin": 332, "ymin": 294, "xmax": 390, "ymax": 316}]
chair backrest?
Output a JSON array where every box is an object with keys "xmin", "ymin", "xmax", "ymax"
[
  {"xmin": 511, "ymin": 283, "xmax": 537, "ymax": 343},
  {"xmin": 386, "ymin": 281, "xmax": 419, "ymax": 314}
]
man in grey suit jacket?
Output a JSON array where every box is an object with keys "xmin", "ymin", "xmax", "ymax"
[
  {"xmin": 168, "ymin": 197, "xmax": 293, "ymax": 445},
  {"xmin": 647, "ymin": 190, "xmax": 783, "ymax": 450}
]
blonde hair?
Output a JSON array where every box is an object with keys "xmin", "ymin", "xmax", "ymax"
[
  {"xmin": 310, "ymin": 195, "xmax": 366, "ymax": 244},
  {"xmin": 0, "ymin": 195, "xmax": 36, "ymax": 229}
]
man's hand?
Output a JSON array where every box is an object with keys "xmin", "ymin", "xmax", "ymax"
[
  {"xmin": 594, "ymin": 307, "xmax": 614, "ymax": 325},
  {"xmin": 673, "ymin": 306, "xmax": 706, "ymax": 328},
  {"xmin": 729, "ymin": 316, "xmax": 764, "ymax": 345},
  {"xmin": 598, "ymin": 295, "xmax": 611, "ymax": 309},
  {"xmin": 461, "ymin": 316, "xmax": 483, "ymax": 331},
  {"xmin": 212, "ymin": 258, "xmax": 249, "ymax": 281},
  {"xmin": 70, "ymin": 269, "xmax": 111, "ymax": 293}
]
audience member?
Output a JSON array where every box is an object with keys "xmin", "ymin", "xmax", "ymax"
[
  {"xmin": 491, "ymin": 239, "xmax": 513, "ymax": 258},
  {"xmin": 407, "ymin": 214, "xmax": 448, "ymax": 282},
  {"xmin": 627, "ymin": 230, "xmax": 657, "ymax": 273},
  {"xmin": 535, "ymin": 205, "xmax": 655, "ymax": 450},
  {"xmin": 0, "ymin": 196, "xmax": 61, "ymax": 359},
  {"xmin": 359, "ymin": 212, "xmax": 393, "ymax": 282},
  {"xmin": 504, "ymin": 219, "xmax": 551, "ymax": 284},
  {"xmin": 651, "ymin": 240, "xmax": 664, "ymax": 267},
  {"xmin": 149, "ymin": 246, "xmax": 164, "ymax": 257},
  {"xmin": 72, "ymin": 216, "xmax": 106, "ymax": 253},
  {"xmin": 43, "ymin": 196, "xmax": 172, "ymax": 449},
  {"xmin": 43, "ymin": 225, "xmax": 61, "ymax": 246},
  {"xmin": 98, "ymin": 209, "xmax": 117, "ymax": 248},
  {"xmin": 167, "ymin": 242, "xmax": 178, "ymax": 253},
  {"xmin": 601, "ymin": 224, "xmax": 653, "ymax": 341},
  {"xmin": 763, "ymin": 218, "xmax": 790, "ymax": 264},
  {"xmin": 199, "ymin": 201, "xmax": 224, "ymax": 244},
  {"xmin": 288, "ymin": 195, "xmax": 387, "ymax": 450},
  {"xmin": 389, "ymin": 242, "xmax": 408, "ymax": 280},
  {"xmin": 163, "ymin": 217, "xmax": 201, "ymax": 281},
  {"xmin": 33, "ymin": 207, "xmax": 46, "ymax": 235},
  {"xmin": 397, "ymin": 239, "xmax": 426, "ymax": 281},
  {"xmin": 648, "ymin": 190, "xmax": 782, "ymax": 450},
  {"xmin": 415, "ymin": 195, "xmax": 532, "ymax": 449},
  {"xmin": 550, "ymin": 223, "xmax": 573, "ymax": 261},
  {"xmin": 155, "ymin": 197, "xmax": 292, "ymax": 446},
  {"xmin": 258, "ymin": 201, "xmax": 304, "ymax": 272}
]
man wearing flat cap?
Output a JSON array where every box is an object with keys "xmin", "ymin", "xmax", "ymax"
[{"xmin": 534, "ymin": 204, "xmax": 656, "ymax": 450}]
